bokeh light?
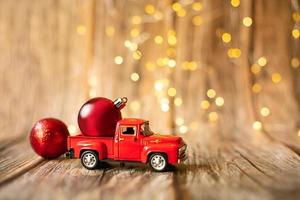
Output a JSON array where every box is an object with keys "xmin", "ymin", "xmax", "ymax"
[
  {"xmin": 252, "ymin": 121, "xmax": 262, "ymax": 131},
  {"xmin": 243, "ymin": 17, "xmax": 253, "ymax": 27},
  {"xmin": 114, "ymin": 56, "xmax": 124, "ymax": 65}
]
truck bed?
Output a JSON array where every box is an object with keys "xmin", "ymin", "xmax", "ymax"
[{"xmin": 68, "ymin": 135, "xmax": 114, "ymax": 159}]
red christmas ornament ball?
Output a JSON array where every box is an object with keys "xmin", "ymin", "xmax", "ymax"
[
  {"xmin": 30, "ymin": 118, "xmax": 69, "ymax": 159},
  {"xmin": 78, "ymin": 97, "xmax": 122, "ymax": 137}
]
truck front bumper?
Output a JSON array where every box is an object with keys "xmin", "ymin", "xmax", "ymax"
[{"xmin": 178, "ymin": 144, "xmax": 187, "ymax": 163}]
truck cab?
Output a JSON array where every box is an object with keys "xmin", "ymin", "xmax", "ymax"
[{"xmin": 67, "ymin": 118, "xmax": 187, "ymax": 171}]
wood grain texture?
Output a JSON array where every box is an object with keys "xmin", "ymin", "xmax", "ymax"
[
  {"xmin": 1, "ymin": 128, "xmax": 300, "ymax": 200},
  {"xmin": 0, "ymin": 140, "xmax": 42, "ymax": 185},
  {"xmin": 0, "ymin": 0, "xmax": 87, "ymax": 141},
  {"xmin": 0, "ymin": 0, "xmax": 299, "ymax": 199}
]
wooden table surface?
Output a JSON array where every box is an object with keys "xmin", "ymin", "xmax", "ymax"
[
  {"xmin": 0, "ymin": 0, "xmax": 299, "ymax": 199},
  {"xmin": 1, "ymin": 126, "xmax": 300, "ymax": 200}
]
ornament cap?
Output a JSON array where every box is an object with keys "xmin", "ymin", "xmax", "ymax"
[{"xmin": 114, "ymin": 97, "xmax": 128, "ymax": 109}]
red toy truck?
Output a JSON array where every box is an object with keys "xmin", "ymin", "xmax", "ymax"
[{"xmin": 66, "ymin": 118, "xmax": 187, "ymax": 171}]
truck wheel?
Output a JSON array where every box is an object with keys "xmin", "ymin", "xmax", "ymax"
[
  {"xmin": 149, "ymin": 153, "xmax": 168, "ymax": 172},
  {"xmin": 81, "ymin": 151, "xmax": 99, "ymax": 170}
]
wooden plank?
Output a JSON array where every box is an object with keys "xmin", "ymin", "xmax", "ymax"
[
  {"xmin": 91, "ymin": 0, "xmax": 175, "ymax": 133},
  {"xmin": 233, "ymin": 135, "xmax": 300, "ymax": 186},
  {"xmin": 0, "ymin": 143, "xmax": 176, "ymax": 200},
  {"xmin": 173, "ymin": 131, "xmax": 274, "ymax": 200},
  {"xmin": 0, "ymin": 159, "xmax": 105, "ymax": 200},
  {"xmin": 0, "ymin": 140, "xmax": 43, "ymax": 185},
  {"xmin": 97, "ymin": 167, "xmax": 175, "ymax": 200},
  {"xmin": 177, "ymin": 117, "xmax": 300, "ymax": 199},
  {"xmin": 0, "ymin": 135, "xmax": 176, "ymax": 199},
  {"xmin": 250, "ymin": 0, "xmax": 300, "ymax": 148},
  {"xmin": 2, "ymin": 127, "xmax": 300, "ymax": 200},
  {"xmin": 0, "ymin": 0, "xmax": 87, "ymax": 141}
]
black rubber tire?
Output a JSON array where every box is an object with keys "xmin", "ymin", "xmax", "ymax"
[
  {"xmin": 80, "ymin": 151, "xmax": 99, "ymax": 170},
  {"xmin": 149, "ymin": 153, "xmax": 168, "ymax": 172}
]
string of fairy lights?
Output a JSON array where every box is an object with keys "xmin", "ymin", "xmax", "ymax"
[{"xmin": 68, "ymin": 0, "xmax": 299, "ymax": 136}]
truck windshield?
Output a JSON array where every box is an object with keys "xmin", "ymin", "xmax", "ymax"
[{"xmin": 141, "ymin": 122, "xmax": 154, "ymax": 136}]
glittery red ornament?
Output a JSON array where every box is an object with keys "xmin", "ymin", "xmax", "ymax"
[
  {"xmin": 30, "ymin": 118, "xmax": 69, "ymax": 159},
  {"xmin": 78, "ymin": 97, "xmax": 127, "ymax": 137}
]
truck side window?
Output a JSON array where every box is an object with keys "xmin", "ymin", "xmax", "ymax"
[{"xmin": 122, "ymin": 126, "xmax": 136, "ymax": 135}]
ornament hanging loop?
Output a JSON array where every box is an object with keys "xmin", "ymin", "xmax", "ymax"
[{"xmin": 114, "ymin": 97, "xmax": 128, "ymax": 109}]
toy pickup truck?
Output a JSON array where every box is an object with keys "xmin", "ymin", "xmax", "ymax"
[{"xmin": 66, "ymin": 118, "xmax": 187, "ymax": 171}]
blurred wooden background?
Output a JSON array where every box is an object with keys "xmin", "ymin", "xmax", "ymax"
[{"xmin": 0, "ymin": 0, "xmax": 300, "ymax": 199}]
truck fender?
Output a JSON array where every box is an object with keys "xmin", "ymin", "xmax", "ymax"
[
  {"xmin": 141, "ymin": 148, "xmax": 168, "ymax": 164},
  {"xmin": 78, "ymin": 142, "xmax": 108, "ymax": 160},
  {"xmin": 141, "ymin": 146, "xmax": 178, "ymax": 164},
  {"xmin": 97, "ymin": 143, "xmax": 108, "ymax": 160}
]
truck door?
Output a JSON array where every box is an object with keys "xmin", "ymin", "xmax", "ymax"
[{"xmin": 118, "ymin": 125, "xmax": 140, "ymax": 160}]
